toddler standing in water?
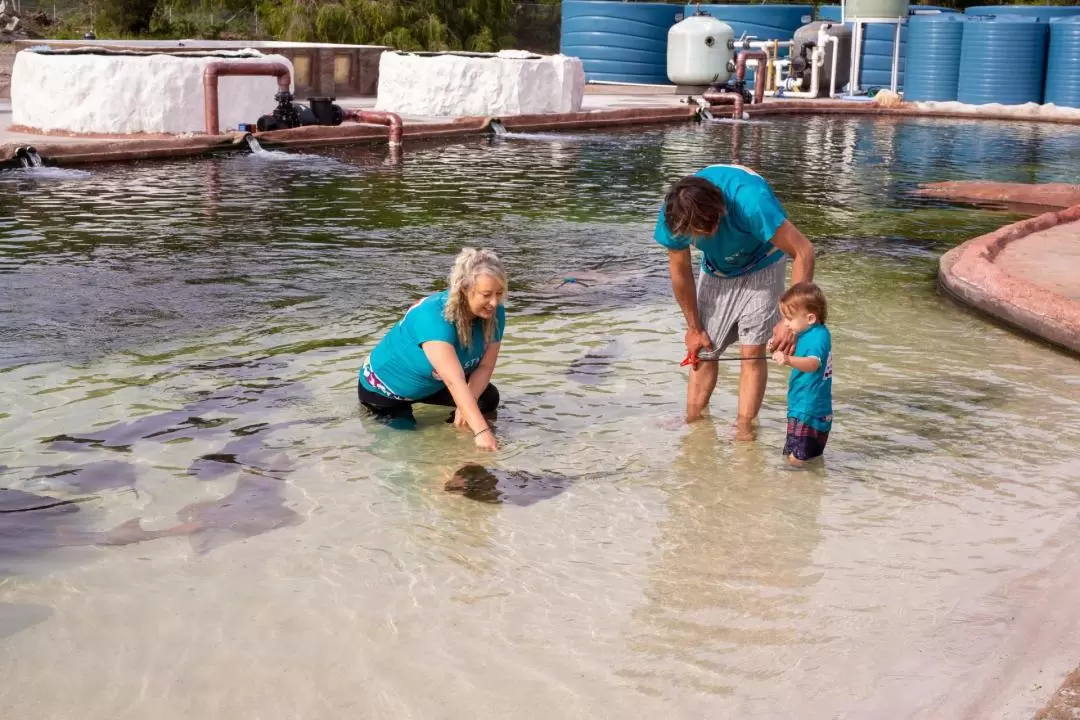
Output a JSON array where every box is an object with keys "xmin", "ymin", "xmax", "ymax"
[{"xmin": 770, "ymin": 282, "xmax": 833, "ymax": 466}]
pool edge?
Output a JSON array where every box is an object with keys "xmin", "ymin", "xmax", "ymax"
[{"xmin": 939, "ymin": 201, "xmax": 1080, "ymax": 357}]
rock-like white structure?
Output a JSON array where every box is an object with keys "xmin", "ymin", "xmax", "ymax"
[
  {"xmin": 11, "ymin": 49, "xmax": 294, "ymax": 135},
  {"xmin": 375, "ymin": 50, "xmax": 585, "ymax": 117},
  {"xmin": 912, "ymin": 100, "xmax": 1080, "ymax": 120}
]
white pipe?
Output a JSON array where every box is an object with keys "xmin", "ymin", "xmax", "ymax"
[
  {"xmin": 828, "ymin": 35, "xmax": 840, "ymax": 98},
  {"xmin": 890, "ymin": 19, "xmax": 902, "ymax": 93},
  {"xmin": 747, "ymin": 40, "xmax": 792, "ymax": 50},
  {"xmin": 850, "ymin": 18, "xmax": 861, "ymax": 95}
]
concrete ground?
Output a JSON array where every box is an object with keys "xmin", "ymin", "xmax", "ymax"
[
  {"xmin": 998, "ymin": 221, "xmax": 1080, "ymax": 303},
  {"xmin": 940, "ymin": 204, "xmax": 1080, "ymax": 356}
]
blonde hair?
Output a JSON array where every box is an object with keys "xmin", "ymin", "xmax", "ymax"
[{"xmin": 443, "ymin": 247, "xmax": 507, "ymax": 349}]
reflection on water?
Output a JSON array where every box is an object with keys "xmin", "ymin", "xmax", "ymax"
[{"xmin": 1, "ymin": 116, "xmax": 1079, "ymax": 718}]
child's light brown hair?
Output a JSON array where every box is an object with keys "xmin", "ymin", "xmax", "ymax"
[{"xmin": 780, "ymin": 282, "xmax": 828, "ymax": 325}]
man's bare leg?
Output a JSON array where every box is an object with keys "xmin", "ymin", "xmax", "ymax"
[
  {"xmin": 735, "ymin": 343, "xmax": 768, "ymax": 441},
  {"xmin": 686, "ymin": 360, "xmax": 719, "ymax": 423}
]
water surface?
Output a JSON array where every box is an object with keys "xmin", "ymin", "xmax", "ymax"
[{"xmin": 1, "ymin": 115, "xmax": 1079, "ymax": 719}]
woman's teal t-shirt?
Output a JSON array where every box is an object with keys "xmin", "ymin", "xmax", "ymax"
[{"xmin": 361, "ymin": 291, "xmax": 506, "ymax": 400}]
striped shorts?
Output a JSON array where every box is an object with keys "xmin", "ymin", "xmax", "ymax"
[{"xmin": 696, "ymin": 258, "xmax": 786, "ymax": 360}]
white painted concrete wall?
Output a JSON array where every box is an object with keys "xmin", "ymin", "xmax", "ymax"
[
  {"xmin": 375, "ymin": 50, "xmax": 585, "ymax": 117},
  {"xmin": 10, "ymin": 50, "xmax": 294, "ymax": 135}
]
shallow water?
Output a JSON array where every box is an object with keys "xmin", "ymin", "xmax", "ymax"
[{"xmin": 1, "ymin": 116, "xmax": 1079, "ymax": 719}]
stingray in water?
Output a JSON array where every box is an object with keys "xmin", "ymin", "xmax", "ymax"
[
  {"xmin": 444, "ymin": 463, "xmax": 573, "ymax": 507},
  {"xmin": 186, "ymin": 420, "xmax": 310, "ymax": 481},
  {"xmin": 41, "ymin": 356, "xmax": 311, "ymax": 453},
  {"xmin": 0, "ymin": 488, "xmax": 86, "ymax": 568},
  {"xmin": 103, "ymin": 473, "xmax": 302, "ymax": 556},
  {"xmin": 19, "ymin": 460, "xmax": 138, "ymax": 495},
  {"xmin": 1, "ymin": 474, "xmax": 301, "ymax": 561},
  {"xmin": 565, "ymin": 338, "xmax": 623, "ymax": 385}
]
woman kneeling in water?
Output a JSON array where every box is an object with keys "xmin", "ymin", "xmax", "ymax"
[{"xmin": 358, "ymin": 247, "xmax": 507, "ymax": 451}]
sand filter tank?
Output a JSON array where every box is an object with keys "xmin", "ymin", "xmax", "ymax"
[{"xmin": 667, "ymin": 11, "xmax": 736, "ymax": 85}]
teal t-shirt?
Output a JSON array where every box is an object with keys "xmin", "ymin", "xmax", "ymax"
[
  {"xmin": 361, "ymin": 291, "xmax": 506, "ymax": 400},
  {"xmin": 654, "ymin": 164, "xmax": 788, "ymax": 278},
  {"xmin": 787, "ymin": 323, "xmax": 833, "ymax": 432}
]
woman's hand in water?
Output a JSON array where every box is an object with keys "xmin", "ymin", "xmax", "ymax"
[
  {"xmin": 453, "ymin": 408, "xmax": 468, "ymax": 428},
  {"xmin": 473, "ymin": 427, "xmax": 498, "ymax": 451}
]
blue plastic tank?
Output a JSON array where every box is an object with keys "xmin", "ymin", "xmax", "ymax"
[
  {"xmin": 957, "ymin": 15, "xmax": 1048, "ymax": 106},
  {"xmin": 560, "ymin": 1, "xmax": 684, "ymax": 84},
  {"xmin": 904, "ymin": 13, "xmax": 965, "ymax": 101},
  {"xmin": 965, "ymin": 5, "xmax": 1080, "ymax": 21},
  {"xmin": 823, "ymin": 6, "xmax": 956, "ymax": 91},
  {"xmin": 818, "ymin": 5, "xmax": 842, "ymax": 22},
  {"xmin": 1045, "ymin": 16, "xmax": 1080, "ymax": 108}
]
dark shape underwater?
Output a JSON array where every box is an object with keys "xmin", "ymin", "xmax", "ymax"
[{"xmin": 444, "ymin": 464, "xmax": 572, "ymax": 506}]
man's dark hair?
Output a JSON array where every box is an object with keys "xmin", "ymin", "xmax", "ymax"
[{"xmin": 663, "ymin": 176, "xmax": 727, "ymax": 238}]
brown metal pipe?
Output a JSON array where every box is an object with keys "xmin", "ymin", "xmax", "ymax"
[
  {"xmin": 732, "ymin": 49, "xmax": 768, "ymax": 120},
  {"xmin": 343, "ymin": 110, "xmax": 404, "ymax": 146},
  {"xmin": 702, "ymin": 91, "xmax": 737, "ymax": 106},
  {"xmin": 203, "ymin": 61, "xmax": 292, "ymax": 135}
]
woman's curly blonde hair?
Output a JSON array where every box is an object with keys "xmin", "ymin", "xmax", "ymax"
[{"xmin": 443, "ymin": 247, "xmax": 507, "ymax": 349}]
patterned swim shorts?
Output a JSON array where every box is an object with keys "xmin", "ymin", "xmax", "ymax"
[{"xmin": 782, "ymin": 416, "xmax": 830, "ymax": 462}]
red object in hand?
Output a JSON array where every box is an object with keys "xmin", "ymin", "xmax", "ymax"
[{"xmin": 680, "ymin": 350, "xmax": 699, "ymax": 368}]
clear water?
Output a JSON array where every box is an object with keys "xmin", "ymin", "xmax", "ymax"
[{"xmin": 1, "ymin": 115, "xmax": 1079, "ymax": 719}]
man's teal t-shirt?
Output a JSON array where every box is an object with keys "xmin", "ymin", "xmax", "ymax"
[
  {"xmin": 787, "ymin": 323, "xmax": 833, "ymax": 432},
  {"xmin": 654, "ymin": 164, "xmax": 788, "ymax": 278},
  {"xmin": 360, "ymin": 291, "xmax": 506, "ymax": 400}
]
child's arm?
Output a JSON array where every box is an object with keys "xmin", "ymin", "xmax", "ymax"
[{"xmin": 772, "ymin": 351, "xmax": 820, "ymax": 373}]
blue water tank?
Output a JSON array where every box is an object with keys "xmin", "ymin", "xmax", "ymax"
[
  {"xmin": 810, "ymin": 5, "xmax": 958, "ymax": 91},
  {"xmin": 1045, "ymin": 16, "xmax": 1080, "ymax": 108},
  {"xmin": 957, "ymin": 15, "xmax": 1048, "ymax": 106},
  {"xmin": 904, "ymin": 13, "xmax": 965, "ymax": 101},
  {"xmin": 688, "ymin": 4, "xmax": 813, "ymax": 82},
  {"xmin": 818, "ymin": 5, "xmax": 842, "ymax": 22},
  {"xmin": 560, "ymin": 1, "xmax": 684, "ymax": 84},
  {"xmin": 858, "ymin": 22, "xmax": 907, "ymax": 90},
  {"xmin": 965, "ymin": 5, "xmax": 1080, "ymax": 21}
]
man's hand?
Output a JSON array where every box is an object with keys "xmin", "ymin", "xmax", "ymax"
[
  {"xmin": 769, "ymin": 322, "xmax": 796, "ymax": 355},
  {"xmin": 684, "ymin": 328, "xmax": 713, "ymax": 367}
]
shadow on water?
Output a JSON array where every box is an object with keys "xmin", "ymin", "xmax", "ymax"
[{"xmin": 621, "ymin": 420, "xmax": 828, "ymax": 695}]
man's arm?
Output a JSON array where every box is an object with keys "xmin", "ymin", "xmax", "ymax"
[
  {"xmin": 766, "ymin": 220, "xmax": 815, "ymax": 355},
  {"xmin": 668, "ymin": 249, "xmax": 702, "ymax": 330},
  {"xmin": 769, "ymin": 220, "xmax": 814, "ymax": 286},
  {"xmin": 668, "ymin": 249, "xmax": 713, "ymax": 360}
]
